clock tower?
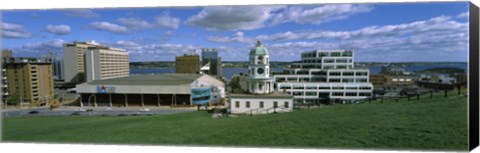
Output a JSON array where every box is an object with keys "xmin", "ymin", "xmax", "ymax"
[{"xmin": 245, "ymin": 40, "xmax": 274, "ymax": 94}]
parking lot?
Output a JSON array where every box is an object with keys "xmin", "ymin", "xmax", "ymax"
[{"xmin": 1, "ymin": 106, "xmax": 196, "ymax": 118}]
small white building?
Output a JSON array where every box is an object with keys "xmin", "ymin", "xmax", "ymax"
[{"xmin": 229, "ymin": 41, "xmax": 293, "ymax": 115}]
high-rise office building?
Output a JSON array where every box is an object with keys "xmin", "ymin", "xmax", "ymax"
[
  {"xmin": 176, "ymin": 52, "xmax": 200, "ymax": 74},
  {"xmin": 4, "ymin": 57, "xmax": 54, "ymax": 105},
  {"xmin": 274, "ymin": 50, "xmax": 373, "ymax": 105},
  {"xmin": 44, "ymin": 52, "xmax": 65, "ymax": 81},
  {"xmin": 85, "ymin": 46, "xmax": 129, "ymax": 82},
  {"xmin": 201, "ymin": 48, "xmax": 222, "ymax": 77},
  {"xmin": 63, "ymin": 40, "xmax": 129, "ymax": 83}
]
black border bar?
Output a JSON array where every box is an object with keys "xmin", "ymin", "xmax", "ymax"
[{"xmin": 469, "ymin": 1, "xmax": 479, "ymax": 151}]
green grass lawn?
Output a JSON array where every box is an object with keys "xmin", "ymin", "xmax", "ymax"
[{"xmin": 2, "ymin": 91, "xmax": 468, "ymax": 151}]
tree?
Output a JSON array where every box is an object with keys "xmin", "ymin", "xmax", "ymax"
[
  {"xmin": 7, "ymin": 94, "xmax": 21, "ymax": 106},
  {"xmin": 228, "ymin": 76, "xmax": 241, "ymax": 93}
]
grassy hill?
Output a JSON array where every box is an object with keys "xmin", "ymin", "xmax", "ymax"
[{"xmin": 2, "ymin": 91, "xmax": 468, "ymax": 151}]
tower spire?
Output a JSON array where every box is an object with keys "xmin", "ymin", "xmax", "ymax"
[{"xmin": 256, "ymin": 40, "xmax": 262, "ymax": 47}]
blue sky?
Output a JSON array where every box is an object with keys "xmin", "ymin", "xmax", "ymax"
[{"xmin": 1, "ymin": 2, "xmax": 470, "ymax": 62}]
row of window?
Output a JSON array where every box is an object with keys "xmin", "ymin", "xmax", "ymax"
[
  {"xmin": 280, "ymin": 85, "xmax": 372, "ymax": 90},
  {"xmin": 235, "ymin": 101, "xmax": 289, "ymax": 109},
  {"xmin": 301, "ymin": 51, "xmax": 353, "ymax": 58},
  {"xmin": 328, "ymin": 78, "xmax": 368, "ymax": 83}
]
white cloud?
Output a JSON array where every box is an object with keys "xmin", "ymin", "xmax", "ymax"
[
  {"xmin": 252, "ymin": 15, "xmax": 467, "ymax": 42},
  {"xmin": 90, "ymin": 22, "xmax": 129, "ymax": 34},
  {"xmin": 154, "ymin": 13, "xmax": 181, "ymax": 29},
  {"xmin": 6, "ymin": 39, "xmax": 66, "ymax": 57},
  {"xmin": 208, "ymin": 31, "xmax": 255, "ymax": 43},
  {"xmin": 186, "ymin": 6, "xmax": 284, "ymax": 31},
  {"xmin": 64, "ymin": 9, "xmax": 100, "ymax": 18},
  {"xmin": 46, "ymin": 24, "xmax": 71, "ymax": 35},
  {"xmin": 186, "ymin": 5, "xmax": 371, "ymax": 31},
  {"xmin": 208, "ymin": 15, "xmax": 468, "ymax": 62},
  {"xmin": 456, "ymin": 12, "xmax": 468, "ymax": 18},
  {"xmin": 270, "ymin": 4, "xmax": 373, "ymax": 25},
  {"xmin": 1, "ymin": 22, "xmax": 32, "ymax": 38},
  {"xmin": 117, "ymin": 18, "xmax": 154, "ymax": 31},
  {"xmin": 108, "ymin": 40, "xmax": 199, "ymax": 61},
  {"xmin": 115, "ymin": 40, "xmax": 140, "ymax": 47}
]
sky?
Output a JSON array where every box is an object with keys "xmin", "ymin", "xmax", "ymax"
[{"xmin": 0, "ymin": 2, "xmax": 470, "ymax": 62}]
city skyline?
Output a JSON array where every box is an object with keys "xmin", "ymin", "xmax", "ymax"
[{"xmin": 1, "ymin": 2, "xmax": 469, "ymax": 62}]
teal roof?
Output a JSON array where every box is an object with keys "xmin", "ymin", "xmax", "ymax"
[{"xmin": 249, "ymin": 40, "xmax": 269, "ymax": 56}]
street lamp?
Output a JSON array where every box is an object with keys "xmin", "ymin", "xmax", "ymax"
[{"xmin": 87, "ymin": 94, "xmax": 95, "ymax": 116}]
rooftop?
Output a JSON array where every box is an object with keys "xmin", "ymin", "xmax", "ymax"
[
  {"xmin": 249, "ymin": 40, "xmax": 269, "ymax": 56},
  {"xmin": 230, "ymin": 92, "xmax": 293, "ymax": 99},
  {"xmin": 84, "ymin": 73, "xmax": 203, "ymax": 86}
]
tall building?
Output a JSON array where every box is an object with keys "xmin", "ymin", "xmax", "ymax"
[
  {"xmin": 44, "ymin": 52, "xmax": 65, "ymax": 81},
  {"xmin": 274, "ymin": 50, "xmax": 373, "ymax": 104},
  {"xmin": 63, "ymin": 40, "xmax": 129, "ymax": 83},
  {"xmin": 229, "ymin": 41, "xmax": 293, "ymax": 114},
  {"xmin": 85, "ymin": 46, "xmax": 129, "ymax": 82},
  {"xmin": 4, "ymin": 57, "xmax": 54, "ymax": 105},
  {"xmin": 201, "ymin": 48, "xmax": 222, "ymax": 77},
  {"xmin": 176, "ymin": 52, "xmax": 200, "ymax": 74}
]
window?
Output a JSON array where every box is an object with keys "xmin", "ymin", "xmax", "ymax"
[
  {"xmin": 305, "ymin": 92, "xmax": 316, "ymax": 96},
  {"xmin": 293, "ymin": 85, "xmax": 304, "ymax": 89},
  {"xmin": 306, "ymin": 85, "xmax": 317, "ymax": 90},
  {"xmin": 343, "ymin": 72, "xmax": 354, "ymax": 76},
  {"xmin": 346, "ymin": 86, "xmax": 357, "ymax": 90},
  {"xmin": 324, "ymin": 59, "xmax": 335, "ymax": 63},
  {"xmin": 346, "ymin": 92, "xmax": 357, "ymax": 96},
  {"xmin": 280, "ymin": 86, "xmax": 291, "ymax": 90},
  {"xmin": 331, "ymin": 52, "xmax": 341, "ymax": 57},
  {"xmin": 273, "ymin": 101, "xmax": 278, "ymax": 108},
  {"xmin": 319, "ymin": 86, "xmax": 330, "ymax": 89},
  {"xmin": 336, "ymin": 59, "xmax": 348, "ymax": 63},
  {"xmin": 329, "ymin": 72, "xmax": 341, "ymax": 76},
  {"xmin": 333, "ymin": 92, "xmax": 344, "ymax": 96},
  {"xmin": 260, "ymin": 101, "xmax": 264, "ymax": 108},
  {"xmin": 293, "ymin": 92, "xmax": 303, "ymax": 96},
  {"xmin": 356, "ymin": 72, "xmax": 368, "ymax": 76},
  {"xmin": 342, "ymin": 51, "xmax": 353, "ymax": 57},
  {"xmin": 246, "ymin": 101, "xmax": 250, "ymax": 108},
  {"xmin": 332, "ymin": 86, "xmax": 344, "ymax": 90},
  {"xmin": 235, "ymin": 101, "xmax": 239, "ymax": 108},
  {"xmin": 284, "ymin": 102, "xmax": 289, "ymax": 108}
]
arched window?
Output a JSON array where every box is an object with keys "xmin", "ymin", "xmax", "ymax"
[{"xmin": 257, "ymin": 56, "xmax": 263, "ymax": 64}]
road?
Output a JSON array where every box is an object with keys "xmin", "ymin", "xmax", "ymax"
[{"xmin": 1, "ymin": 106, "xmax": 196, "ymax": 118}]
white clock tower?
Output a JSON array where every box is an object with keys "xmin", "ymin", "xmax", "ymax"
[{"xmin": 245, "ymin": 40, "xmax": 274, "ymax": 94}]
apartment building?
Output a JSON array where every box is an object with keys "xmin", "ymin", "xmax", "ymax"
[
  {"xmin": 63, "ymin": 41, "xmax": 129, "ymax": 83},
  {"xmin": 4, "ymin": 57, "xmax": 54, "ymax": 105},
  {"xmin": 274, "ymin": 50, "xmax": 373, "ymax": 104},
  {"xmin": 176, "ymin": 53, "xmax": 200, "ymax": 74}
]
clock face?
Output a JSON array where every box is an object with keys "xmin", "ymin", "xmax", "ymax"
[{"xmin": 257, "ymin": 68, "xmax": 264, "ymax": 74}]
